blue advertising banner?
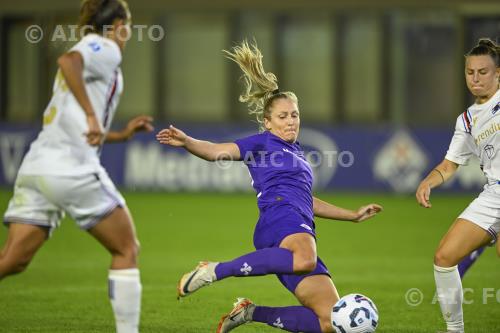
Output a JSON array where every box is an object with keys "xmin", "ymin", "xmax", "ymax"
[{"xmin": 0, "ymin": 124, "xmax": 486, "ymax": 193}]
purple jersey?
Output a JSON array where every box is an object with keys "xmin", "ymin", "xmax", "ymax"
[{"xmin": 235, "ymin": 131, "xmax": 313, "ymax": 220}]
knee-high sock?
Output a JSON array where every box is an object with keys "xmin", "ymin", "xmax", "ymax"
[
  {"xmin": 434, "ymin": 265, "xmax": 464, "ymax": 332},
  {"xmin": 215, "ymin": 248, "xmax": 293, "ymax": 280},
  {"xmin": 458, "ymin": 247, "xmax": 485, "ymax": 278},
  {"xmin": 109, "ymin": 269, "xmax": 142, "ymax": 333},
  {"xmin": 252, "ymin": 306, "xmax": 322, "ymax": 333}
]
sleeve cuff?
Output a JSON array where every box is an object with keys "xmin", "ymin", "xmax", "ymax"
[
  {"xmin": 445, "ymin": 154, "xmax": 468, "ymax": 166},
  {"xmin": 233, "ymin": 140, "xmax": 245, "ymax": 161}
]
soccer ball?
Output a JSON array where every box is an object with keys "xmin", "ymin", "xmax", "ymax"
[{"xmin": 331, "ymin": 293, "xmax": 379, "ymax": 333}]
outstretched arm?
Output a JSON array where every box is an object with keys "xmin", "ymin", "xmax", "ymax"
[
  {"xmin": 105, "ymin": 116, "xmax": 154, "ymax": 143},
  {"xmin": 416, "ymin": 159, "xmax": 458, "ymax": 208},
  {"xmin": 156, "ymin": 125, "xmax": 241, "ymax": 161},
  {"xmin": 313, "ymin": 196, "xmax": 382, "ymax": 223}
]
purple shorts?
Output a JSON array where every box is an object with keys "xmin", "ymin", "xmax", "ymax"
[{"xmin": 253, "ymin": 203, "xmax": 331, "ymax": 293}]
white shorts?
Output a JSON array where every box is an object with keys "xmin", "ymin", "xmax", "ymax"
[
  {"xmin": 3, "ymin": 169, "xmax": 126, "ymax": 233},
  {"xmin": 458, "ymin": 185, "xmax": 500, "ymax": 244}
]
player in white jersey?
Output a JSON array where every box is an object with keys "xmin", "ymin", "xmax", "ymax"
[
  {"xmin": 416, "ymin": 38, "xmax": 500, "ymax": 333},
  {"xmin": 0, "ymin": 1, "xmax": 152, "ymax": 333}
]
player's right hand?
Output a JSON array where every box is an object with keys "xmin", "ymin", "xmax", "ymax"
[
  {"xmin": 156, "ymin": 125, "xmax": 188, "ymax": 147},
  {"xmin": 416, "ymin": 182, "xmax": 432, "ymax": 208},
  {"xmin": 86, "ymin": 114, "xmax": 104, "ymax": 146}
]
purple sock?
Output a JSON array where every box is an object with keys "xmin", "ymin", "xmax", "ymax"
[
  {"xmin": 458, "ymin": 246, "xmax": 485, "ymax": 278},
  {"xmin": 252, "ymin": 305, "xmax": 322, "ymax": 333},
  {"xmin": 214, "ymin": 248, "xmax": 293, "ymax": 280}
]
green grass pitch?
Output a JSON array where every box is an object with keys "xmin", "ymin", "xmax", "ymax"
[{"xmin": 0, "ymin": 190, "xmax": 498, "ymax": 332}]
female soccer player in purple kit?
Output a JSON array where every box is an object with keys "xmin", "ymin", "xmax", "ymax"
[{"xmin": 157, "ymin": 40, "xmax": 382, "ymax": 333}]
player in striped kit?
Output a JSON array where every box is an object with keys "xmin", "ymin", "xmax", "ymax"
[
  {"xmin": 416, "ymin": 38, "xmax": 500, "ymax": 333},
  {"xmin": 1, "ymin": 1, "xmax": 152, "ymax": 332},
  {"xmin": 157, "ymin": 40, "xmax": 382, "ymax": 333}
]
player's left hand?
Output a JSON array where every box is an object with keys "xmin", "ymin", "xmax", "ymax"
[
  {"xmin": 352, "ymin": 204, "xmax": 383, "ymax": 223},
  {"xmin": 123, "ymin": 116, "xmax": 154, "ymax": 140}
]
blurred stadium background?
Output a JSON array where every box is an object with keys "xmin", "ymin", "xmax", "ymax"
[
  {"xmin": 0, "ymin": 1, "xmax": 499, "ymax": 332},
  {"xmin": 1, "ymin": 0, "xmax": 500, "ymax": 192}
]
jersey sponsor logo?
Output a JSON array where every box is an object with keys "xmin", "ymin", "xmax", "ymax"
[
  {"xmin": 474, "ymin": 122, "xmax": 500, "ymax": 146},
  {"xmin": 88, "ymin": 41, "xmax": 101, "ymax": 52}
]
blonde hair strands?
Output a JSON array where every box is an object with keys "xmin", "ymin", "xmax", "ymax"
[{"xmin": 223, "ymin": 40, "xmax": 298, "ymax": 130}]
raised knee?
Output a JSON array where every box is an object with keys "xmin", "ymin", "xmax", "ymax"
[
  {"xmin": 434, "ymin": 250, "xmax": 456, "ymax": 267},
  {"xmin": 294, "ymin": 257, "xmax": 317, "ymax": 274}
]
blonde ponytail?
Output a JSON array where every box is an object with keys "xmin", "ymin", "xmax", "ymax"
[{"xmin": 224, "ymin": 40, "xmax": 297, "ymax": 130}]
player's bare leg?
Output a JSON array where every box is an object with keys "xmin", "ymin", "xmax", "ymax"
[
  {"xmin": 0, "ymin": 223, "xmax": 48, "ymax": 279},
  {"xmin": 294, "ymin": 275, "xmax": 339, "ymax": 333},
  {"xmin": 89, "ymin": 206, "xmax": 141, "ymax": 333},
  {"xmin": 434, "ymin": 219, "xmax": 492, "ymax": 333}
]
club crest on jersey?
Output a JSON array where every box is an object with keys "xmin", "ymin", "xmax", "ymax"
[
  {"xmin": 492, "ymin": 102, "xmax": 500, "ymax": 115},
  {"xmin": 88, "ymin": 41, "xmax": 101, "ymax": 52},
  {"xmin": 484, "ymin": 144, "xmax": 495, "ymax": 159}
]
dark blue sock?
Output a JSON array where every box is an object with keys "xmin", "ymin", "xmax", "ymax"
[
  {"xmin": 215, "ymin": 247, "xmax": 293, "ymax": 280},
  {"xmin": 252, "ymin": 305, "xmax": 322, "ymax": 333}
]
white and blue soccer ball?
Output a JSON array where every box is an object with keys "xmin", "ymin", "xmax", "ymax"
[{"xmin": 331, "ymin": 293, "xmax": 379, "ymax": 333}]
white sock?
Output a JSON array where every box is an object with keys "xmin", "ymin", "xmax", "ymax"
[
  {"xmin": 434, "ymin": 265, "xmax": 464, "ymax": 332},
  {"xmin": 109, "ymin": 268, "xmax": 142, "ymax": 333}
]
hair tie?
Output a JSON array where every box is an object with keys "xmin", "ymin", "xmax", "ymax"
[{"xmin": 271, "ymin": 89, "xmax": 280, "ymax": 95}]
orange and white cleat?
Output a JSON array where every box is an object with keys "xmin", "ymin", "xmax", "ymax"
[
  {"xmin": 177, "ymin": 261, "xmax": 218, "ymax": 299},
  {"xmin": 216, "ymin": 298, "xmax": 255, "ymax": 333}
]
